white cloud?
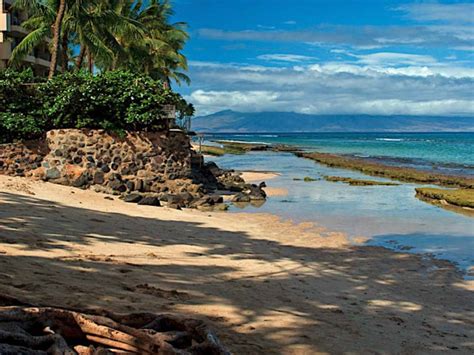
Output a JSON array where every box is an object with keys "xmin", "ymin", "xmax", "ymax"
[
  {"xmin": 197, "ymin": 25, "xmax": 474, "ymax": 50},
  {"xmin": 284, "ymin": 20, "xmax": 297, "ymax": 25},
  {"xmin": 354, "ymin": 52, "xmax": 437, "ymax": 66},
  {"xmin": 189, "ymin": 89, "xmax": 474, "ymax": 117},
  {"xmin": 397, "ymin": 3, "xmax": 474, "ymax": 24},
  {"xmin": 186, "ymin": 90, "xmax": 281, "ymax": 115},
  {"xmin": 185, "ymin": 59, "xmax": 474, "ymax": 116},
  {"xmin": 257, "ymin": 54, "xmax": 318, "ymax": 63}
]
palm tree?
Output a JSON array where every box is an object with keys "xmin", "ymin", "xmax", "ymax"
[
  {"xmin": 9, "ymin": 0, "xmax": 190, "ymax": 85},
  {"xmin": 107, "ymin": 0, "xmax": 190, "ymax": 86},
  {"xmin": 49, "ymin": 0, "xmax": 66, "ymax": 78},
  {"xmin": 10, "ymin": 0, "xmax": 132, "ymax": 75},
  {"xmin": 9, "ymin": 0, "xmax": 55, "ymax": 68},
  {"xmin": 10, "ymin": 0, "xmax": 66, "ymax": 78},
  {"xmin": 68, "ymin": 1, "xmax": 144, "ymax": 73}
]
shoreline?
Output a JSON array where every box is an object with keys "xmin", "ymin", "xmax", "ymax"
[
  {"xmin": 211, "ymin": 139, "xmax": 473, "ymax": 187},
  {"xmin": 207, "ymin": 139, "xmax": 474, "ymax": 214},
  {"xmin": 1, "ymin": 175, "xmax": 473, "ymax": 353},
  {"xmin": 297, "ymin": 151, "xmax": 474, "ymax": 189}
]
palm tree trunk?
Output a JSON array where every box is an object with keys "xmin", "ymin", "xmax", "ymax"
[
  {"xmin": 163, "ymin": 78, "xmax": 171, "ymax": 90},
  {"xmin": 49, "ymin": 0, "xmax": 67, "ymax": 79},
  {"xmin": 87, "ymin": 49, "xmax": 93, "ymax": 73},
  {"xmin": 61, "ymin": 32, "xmax": 68, "ymax": 73},
  {"xmin": 76, "ymin": 46, "xmax": 86, "ymax": 70}
]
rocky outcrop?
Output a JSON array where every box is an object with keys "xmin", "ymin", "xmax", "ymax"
[
  {"xmin": 0, "ymin": 129, "xmax": 267, "ymax": 209},
  {"xmin": 232, "ymin": 182, "xmax": 267, "ymax": 203}
]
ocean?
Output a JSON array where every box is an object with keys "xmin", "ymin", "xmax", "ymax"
[
  {"xmin": 205, "ymin": 132, "xmax": 474, "ymax": 176},
  {"xmin": 201, "ymin": 132, "xmax": 474, "ymax": 278}
]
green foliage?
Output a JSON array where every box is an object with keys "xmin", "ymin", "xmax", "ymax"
[
  {"xmin": 0, "ymin": 69, "xmax": 190, "ymax": 143},
  {"xmin": 109, "ymin": 0, "xmax": 190, "ymax": 85},
  {"xmin": 0, "ymin": 69, "xmax": 45, "ymax": 142},
  {"xmin": 11, "ymin": 0, "xmax": 190, "ymax": 85}
]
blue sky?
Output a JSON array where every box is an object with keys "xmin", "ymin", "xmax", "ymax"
[{"xmin": 170, "ymin": 0, "xmax": 474, "ymax": 116}]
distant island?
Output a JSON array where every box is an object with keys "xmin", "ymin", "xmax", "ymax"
[{"xmin": 193, "ymin": 110, "xmax": 474, "ymax": 133}]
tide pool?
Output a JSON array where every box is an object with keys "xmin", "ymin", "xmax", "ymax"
[{"xmin": 212, "ymin": 151, "xmax": 474, "ymax": 278}]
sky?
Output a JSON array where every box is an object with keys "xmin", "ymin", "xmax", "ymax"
[{"xmin": 170, "ymin": 0, "xmax": 474, "ymax": 117}]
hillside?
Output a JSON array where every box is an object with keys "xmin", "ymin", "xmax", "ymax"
[{"xmin": 192, "ymin": 110, "xmax": 474, "ymax": 133}]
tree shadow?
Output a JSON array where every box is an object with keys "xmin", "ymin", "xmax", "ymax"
[{"xmin": 0, "ymin": 191, "xmax": 473, "ymax": 353}]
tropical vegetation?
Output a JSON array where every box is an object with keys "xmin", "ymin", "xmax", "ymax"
[
  {"xmin": 9, "ymin": 0, "xmax": 189, "ymax": 85},
  {"xmin": 0, "ymin": 69, "xmax": 193, "ymax": 143},
  {"xmin": 1, "ymin": 1, "xmax": 194, "ymax": 143}
]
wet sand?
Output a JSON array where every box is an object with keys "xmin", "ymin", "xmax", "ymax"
[{"xmin": 0, "ymin": 175, "xmax": 473, "ymax": 354}]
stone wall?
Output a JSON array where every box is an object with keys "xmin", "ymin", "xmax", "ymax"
[
  {"xmin": 0, "ymin": 129, "xmax": 205, "ymax": 196},
  {"xmin": 0, "ymin": 129, "xmax": 267, "ymax": 209},
  {"xmin": 0, "ymin": 139, "xmax": 48, "ymax": 177}
]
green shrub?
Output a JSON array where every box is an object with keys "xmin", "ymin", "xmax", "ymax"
[
  {"xmin": 0, "ymin": 69, "xmax": 45, "ymax": 142},
  {"xmin": 0, "ymin": 69, "xmax": 192, "ymax": 143}
]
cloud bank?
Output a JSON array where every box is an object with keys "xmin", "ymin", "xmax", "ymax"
[
  {"xmin": 182, "ymin": 2, "xmax": 474, "ymax": 117},
  {"xmin": 186, "ymin": 59, "xmax": 474, "ymax": 116}
]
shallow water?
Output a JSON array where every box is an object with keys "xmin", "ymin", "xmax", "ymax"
[
  {"xmin": 205, "ymin": 132, "xmax": 474, "ymax": 176},
  {"xmin": 212, "ymin": 151, "xmax": 474, "ymax": 278}
]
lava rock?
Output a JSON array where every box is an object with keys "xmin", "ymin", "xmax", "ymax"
[
  {"xmin": 232, "ymin": 193, "xmax": 251, "ymax": 203},
  {"xmin": 193, "ymin": 196, "xmax": 214, "ymax": 207},
  {"xmin": 101, "ymin": 165, "xmax": 111, "ymax": 173},
  {"xmin": 209, "ymin": 195, "xmax": 224, "ymax": 204},
  {"xmin": 204, "ymin": 161, "xmax": 224, "ymax": 177},
  {"xmin": 178, "ymin": 192, "xmax": 195, "ymax": 204},
  {"xmin": 45, "ymin": 167, "xmax": 61, "ymax": 180},
  {"xmin": 123, "ymin": 193, "xmax": 143, "ymax": 203},
  {"xmin": 137, "ymin": 196, "xmax": 161, "ymax": 206},
  {"xmin": 93, "ymin": 171, "xmax": 105, "ymax": 185},
  {"xmin": 164, "ymin": 194, "xmax": 188, "ymax": 209},
  {"xmin": 245, "ymin": 184, "xmax": 267, "ymax": 200}
]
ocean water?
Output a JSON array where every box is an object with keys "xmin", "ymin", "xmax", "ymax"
[
  {"xmin": 205, "ymin": 132, "xmax": 474, "ymax": 176},
  {"xmin": 204, "ymin": 132, "xmax": 474, "ymax": 278}
]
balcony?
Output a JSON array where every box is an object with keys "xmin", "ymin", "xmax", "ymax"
[
  {"xmin": 10, "ymin": 24, "xmax": 28, "ymax": 37},
  {"xmin": 23, "ymin": 54, "xmax": 51, "ymax": 68},
  {"xmin": 0, "ymin": 12, "xmax": 8, "ymax": 32},
  {"xmin": 33, "ymin": 48, "xmax": 51, "ymax": 62}
]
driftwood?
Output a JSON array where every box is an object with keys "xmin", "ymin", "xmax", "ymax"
[{"xmin": 0, "ymin": 307, "xmax": 230, "ymax": 355}]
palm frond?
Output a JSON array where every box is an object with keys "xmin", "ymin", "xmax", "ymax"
[{"xmin": 9, "ymin": 26, "xmax": 50, "ymax": 66}]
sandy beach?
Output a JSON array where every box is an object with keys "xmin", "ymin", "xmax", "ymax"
[{"xmin": 0, "ymin": 174, "xmax": 473, "ymax": 354}]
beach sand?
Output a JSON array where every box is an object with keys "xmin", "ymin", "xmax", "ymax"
[{"xmin": 0, "ymin": 175, "xmax": 473, "ymax": 354}]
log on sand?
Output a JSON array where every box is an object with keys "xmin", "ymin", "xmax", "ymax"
[{"xmin": 0, "ymin": 307, "xmax": 229, "ymax": 355}]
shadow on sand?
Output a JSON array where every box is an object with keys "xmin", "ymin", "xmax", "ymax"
[{"xmin": 0, "ymin": 191, "xmax": 473, "ymax": 353}]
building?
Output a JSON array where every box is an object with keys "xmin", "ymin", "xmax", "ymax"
[{"xmin": 0, "ymin": 0, "xmax": 51, "ymax": 76}]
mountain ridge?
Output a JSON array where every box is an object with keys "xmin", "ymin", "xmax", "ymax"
[{"xmin": 192, "ymin": 110, "xmax": 474, "ymax": 133}]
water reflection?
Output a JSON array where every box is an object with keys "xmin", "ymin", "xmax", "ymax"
[{"xmin": 211, "ymin": 151, "xmax": 474, "ymax": 277}]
